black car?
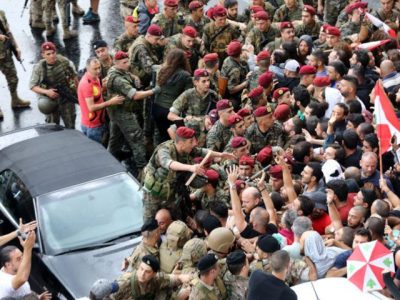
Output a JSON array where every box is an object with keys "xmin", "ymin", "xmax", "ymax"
[{"xmin": 0, "ymin": 125, "xmax": 143, "ymax": 299}]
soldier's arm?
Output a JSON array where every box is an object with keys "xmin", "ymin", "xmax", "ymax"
[
  {"xmin": 157, "ymin": 145, "xmax": 200, "ymax": 174},
  {"xmin": 244, "ymin": 30, "xmax": 254, "ymax": 47},
  {"xmin": 227, "ymin": 68, "xmax": 247, "ymax": 94},
  {"xmin": 227, "ymin": 166, "xmax": 248, "ymax": 233},
  {"xmin": 206, "ymin": 126, "xmax": 221, "ymax": 151},
  {"xmin": 202, "ymin": 29, "xmax": 211, "ymax": 53},
  {"xmin": 137, "ymin": 46, "xmax": 154, "ymax": 77},
  {"xmin": 167, "ymin": 92, "xmax": 186, "ymax": 121},
  {"xmin": 112, "ymin": 76, "xmax": 155, "ymax": 100}
]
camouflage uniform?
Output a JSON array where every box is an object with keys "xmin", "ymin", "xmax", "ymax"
[
  {"xmin": 245, "ymin": 26, "xmax": 280, "ymax": 54},
  {"xmin": 323, "ymin": 0, "xmax": 347, "ymax": 26},
  {"xmin": 245, "ymin": 122, "xmax": 285, "ymax": 153},
  {"xmin": 285, "ymin": 258, "xmax": 309, "ymax": 286},
  {"xmin": 127, "ymin": 242, "xmax": 159, "ymax": 270},
  {"xmin": 335, "ymin": 10, "xmax": 349, "ymax": 28},
  {"xmin": 206, "ymin": 120, "xmax": 232, "ymax": 152},
  {"xmin": 120, "ymin": 0, "xmax": 138, "ymax": 18},
  {"xmin": 223, "ymin": 271, "xmax": 248, "ymax": 300},
  {"xmin": 295, "ymin": 20, "xmax": 321, "ymax": 40},
  {"xmin": 339, "ymin": 21, "xmax": 362, "ymax": 38},
  {"xmin": 372, "ymin": 9, "xmax": 400, "ymax": 30},
  {"xmin": 29, "ymin": 54, "xmax": 77, "ymax": 128},
  {"xmin": 106, "ymin": 66, "xmax": 147, "ymax": 168},
  {"xmin": 249, "ymin": 258, "xmax": 272, "ymax": 273},
  {"xmin": 203, "ymin": 22, "xmax": 241, "ymax": 62},
  {"xmin": 169, "ymin": 88, "xmax": 220, "ymax": 117},
  {"xmin": 188, "ymin": 277, "xmax": 227, "ymax": 300},
  {"xmin": 114, "ymin": 32, "xmax": 138, "ymax": 53},
  {"xmin": 151, "ymin": 13, "xmax": 185, "ymax": 37},
  {"xmin": 30, "ymin": 0, "xmax": 45, "ymax": 28},
  {"xmin": 179, "ymin": 238, "xmax": 208, "ymax": 275},
  {"xmin": 247, "ymin": 68, "xmax": 267, "ymax": 90},
  {"xmin": 100, "ymin": 55, "xmax": 114, "ymax": 80},
  {"xmin": 169, "ymin": 116, "xmax": 208, "ymax": 147},
  {"xmin": 185, "ymin": 15, "xmax": 210, "ymax": 37},
  {"xmin": 273, "ymin": 3, "xmax": 303, "ymax": 22},
  {"xmin": 266, "ymin": 37, "xmax": 299, "ymax": 53},
  {"xmin": 221, "ymin": 57, "xmax": 249, "ymax": 109},
  {"xmin": 42, "ymin": 0, "xmax": 70, "ymax": 33},
  {"xmin": 209, "ymin": 71, "xmax": 220, "ymax": 95},
  {"xmin": 192, "ymin": 188, "xmax": 230, "ymax": 210}
]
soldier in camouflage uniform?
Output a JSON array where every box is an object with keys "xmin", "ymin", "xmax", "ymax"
[
  {"xmin": 245, "ymin": 11, "xmax": 279, "ymax": 54},
  {"xmin": 247, "ymin": 51, "xmax": 271, "ymax": 90},
  {"xmin": 372, "ymin": 0, "xmax": 399, "ymax": 30},
  {"xmin": 92, "ymin": 40, "xmax": 114, "ymax": 81},
  {"xmin": 273, "ymin": 0, "xmax": 303, "ymax": 23},
  {"xmin": 42, "ymin": 0, "xmax": 78, "ymax": 39},
  {"xmin": 0, "ymin": 10, "xmax": 31, "ymax": 119},
  {"xmin": 30, "ymin": 42, "xmax": 76, "ymax": 128},
  {"xmin": 249, "ymin": 235, "xmax": 280, "ymax": 273},
  {"xmin": 223, "ymin": 114, "xmax": 247, "ymax": 152},
  {"xmin": 223, "ymin": 250, "xmax": 249, "ymax": 300},
  {"xmin": 295, "ymin": 5, "xmax": 321, "ymax": 40},
  {"xmin": 245, "ymin": 105, "xmax": 286, "ymax": 154},
  {"xmin": 185, "ymin": 1, "xmax": 210, "ymax": 37},
  {"xmin": 202, "ymin": 6, "xmax": 241, "ymax": 63},
  {"xmin": 29, "ymin": 0, "xmax": 45, "ymax": 29},
  {"xmin": 120, "ymin": 0, "xmax": 139, "ymax": 18},
  {"xmin": 177, "ymin": 238, "xmax": 208, "ymax": 275},
  {"xmin": 151, "ymin": 0, "xmax": 185, "ymax": 38},
  {"xmin": 266, "ymin": 21, "xmax": 297, "ymax": 53},
  {"xmin": 114, "ymin": 16, "xmax": 139, "ymax": 52},
  {"xmin": 322, "ymin": 0, "xmax": 348, "ymax": 26},
  {"xmin": 340, "ymin": 5, "xmax": 370, "ymax": 40},
  {"xmin": 106, "ymin": 51, "xmax": 158, "ymax": 175}
]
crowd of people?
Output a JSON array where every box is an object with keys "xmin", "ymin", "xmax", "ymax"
[{"xmin": 3, "ymin": 0, "xmax": 400, "ymax": 298}]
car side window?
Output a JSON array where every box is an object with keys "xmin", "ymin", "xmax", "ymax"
[{"xmin": 0, "ymin": 170, "xmax": 35, "ymax": 224}]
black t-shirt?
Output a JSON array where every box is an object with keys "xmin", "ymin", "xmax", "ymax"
[
  {"xmin": 343, "ymin": 148, "xmax": 362, "ymax": 168},
  {"xmin": 240, "ymin": 223, "xmax": 278, "ymax": 239},
  {"xmin": 247, "ymin": 270, "xmax": 297, "ymax": 300}
]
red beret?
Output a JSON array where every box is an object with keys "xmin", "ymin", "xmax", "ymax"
[
  {"xmin": 303, "ymin": 5, "xmax": 316, "ymax": 15},
  {"xmin": 257, "ymin": 50, "xmax": 270, "ymax": 62},
  {"xmin": 345, "ymin": 2, "xmax": 367, "ymax": 14},
  {"xmin": 212, "ymin": 5, "xmax": 227, "ymax": 18},
  {"xmin": 114, "ymin": 51, "xmax": 129, "ymax": 60},
  {"xmin": 226, "ymin": 40, "xmax": 242, "ymax": 56},
  {"xmin": 193, "ymin": 156, "xmax": 212, "ymax": 167},
  {"xmin": 125, "ymin": 15, "xmax": 139, "ymax": 23},
  {"xmin": 258, "ymin": 71, "xmax": 273, "ymax": 88},
  {"xmin": 205, "ymin": 169, "xmax": 220, "ymax": 183},
  {"xmin": 176, "ymin": 126, "xmax": 196, "ymax": 139},
  {"xmin": 147, "ymin": 24, "xmax": 163, "ymax": 36},
  {"xmin": 182, "ymin": 26, "xmax": 198, "ymax": 38},
  {"xmin": 269, "ymin": 165, "xmax": 283, "ymax": 179},
  {"xmin": 194, "ymin": 68, "xmax": 209, "ymax": 78},
  {"xmin": 257, "ymin": 146, "xmax": 272, "ymax": 165},
  {"xmin": 164, "ymin": 0, "xmax": 178, "ymax": 7},
  {"xmin": 231, "ymin": 136, "xmax": 247, "ymax": 149},
  {"xmin": 254, "ymin": 10, "xmax": 269, "ymax": 21},
  {"xmin": 273, "ymin": 103, "xmax": 291, "ymax": 122},
  {"xmin": 227, "ymin": 114, "xmax": 243, "ymax": 127},
  {"xmin": 326, "ymin": 25, "xmax": 340, "ymax": 37},
  {"xmin": 189, "ymin": 0, "xmax": 203, "ymax": 10},
  {"xmin": 203, "ymin": 53, "xmax": 219, "ymax": 63},
  {"xmin": 216, "ymin": 99, "xmax": 232, "ymax": 111},
  {"xmin": 272, "ymin": 87, "xmax": 289, "ymax": 100},
  {"xmin": 313, "ymin": 76, "xmax": 331, "ymax": 87},
  {"xmin": 280, "ymin": 21, "xmax": 294, "ymax": 30},
  {"xmin": 248, "ymin": 86, "xmax": 264, "ymax": 99},
  {"xmin": 321, "ymin": 24, "xmax": 330, "ymax": 33},
  {"xmin": 237, "ymin": 108, "xmax": 252, "ymax": 118},
  {"xmin": 235, "ymin": 179, "xmax": 246, "ymax": 193},
  {"xmin": 299, "ymin": 65, "xmax": 317, "ymax": 75},
  {"xmin": 284, "ymin": 153, "xmax": 294, "ymax": 166},
  {"xmin": 239, "ymin": 155, "xmax": 255, "ymax": 167},
  {"xmin": 253, "ymin": 105, "xmax": 272, "ymax": 118},
  {"xmin": 41, "ymin": 41, "xmax": 56, "ymax": 52},
  {"xmin": 250, "ymin": 5, "xmax": 264, "ymax": 14}
]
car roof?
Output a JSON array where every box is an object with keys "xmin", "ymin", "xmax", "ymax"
[{"xmin": 0, "ymin": 128, "xmax": 125, "ymax": 197}]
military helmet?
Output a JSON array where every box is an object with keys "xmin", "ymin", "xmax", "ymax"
[
  {"xmin": 181, "ymin": 238, "xmax": 207, "ymax": 264},
  {"xmin": 206, "ymin": 227, "xmax": 235, "ymax": 254},
  {"xmin": 38, "ymin": 96, "xmax": 58, "ymax": 114},
  {"xmin": 166, "ymin": 220, "xmax": 192, "ymax": 248}
]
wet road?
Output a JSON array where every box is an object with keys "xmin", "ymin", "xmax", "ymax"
[{"xmin": 0, "ymin": 0, "xmax": 123, "ymax": 133}]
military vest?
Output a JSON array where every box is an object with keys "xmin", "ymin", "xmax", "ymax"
[
  {"xmin": 128, "ymin": 35, "xmax": 159, "ymax": 82},
  {"xmin": 160, "ymin": 242, "xmax": 183, "ymax": 273},
  {"xmin": 38, "ymin": 55, "xmax": 75, "ymax": 89}
]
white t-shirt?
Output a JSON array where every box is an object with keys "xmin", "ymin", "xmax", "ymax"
[{"xmin": 0, "ymin": 268, "xmax": 31, "ymax": 298}]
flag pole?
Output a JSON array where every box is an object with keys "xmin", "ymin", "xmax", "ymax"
[{"xmin": 377, "ymin": 80, "xmax": 384, "ymax": 178}]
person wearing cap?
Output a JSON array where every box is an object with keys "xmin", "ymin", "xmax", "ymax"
[
  {"xmin": 266, "ymin": 21, "xmax": 297, "ymax": 53},
  {"xmin": 299, "ymin": 65, "xmax": 317, "ymax": 88},
  {"xmin": 185, "ymin": 0, "xmax": 210, "ymax": 37},
  {"xmin": 92, "ymin": 40, "xmax": 114, "ymax": 81},
  {"xmin": 30, "ymin": 42, "xmax": 77, "ymax": 129},
  {"xmin": 203, "ymin": 5, "xmax": 241, "ymax": 62},
  {"xmin": 223, "ymin": 250, "xmax": 249, "ymax": 300},
  {"xmin": 324, "ymin": 26, "xmax": 341, "ymax": 50},
  {"xmin": 114, "ymin": 16, "xmax": 140, "ymax": 52},
  {"xmin": 223, "ymin": 114, "xmax": 247, "ymax": 152},
  {"xmin": 247, "ymin": 51, "xmax": 271, "ymax": 91},
  {"xmin": 237, "ymin": 108, "xmax": 254, "ymax": 128},
  {"xmin": 238, "ymin": 155, "xmax": 256, "ymax": 179},
  {"xmin": 167, "ymin": 69, "xmax": 220, "ymax": 122},
  {"xmin": 249, "ymin": 234, "xmax": 281, "ymax": 273},
  {"xmin": 273, "ymin": 0, "xmax": 303, "ymax": 23},
  {"xmin": 203, "ymin": 53, "xmax": 221, "ymax": 94},
  {"xmin": 151, "ymin": 0, "xmax": 184, "ymax": 37},
  {"xmin": 0, "ymin": 10, "xmax": 31, "ymax": 120},
  {"xmin": 188, "ymin": 253, "xmax": 227, "ymax": 300},
  {"xmin": 272, "ymin": 87, "xmax": 291, "ymax": 105},
  {"xmin": 221, "ymin": 41, "xmax": 249, "ymax": 109},
  {"xmin": 313, "ymin": 24, "xmax": 329, "ymax": 49},
  {"xmin": 206, "ymin": 99, "xmax": 235, "ymax": 151},
  {"xmin": 246, "ymin": 105, "xmax": 285, "ymax": 154},
  {"xmin": 339, "ymin": 2, "xmax": 370, "ymax": 41},
  {"xmin": 228, "ymin": 136, "xmax": 251, "ymax": 161},
  {"xmin": 295, "ymin": 5, "xmax": 322, "ymax": 40},
  {"xmin": 269, "ymin": 165, "xmax": 284, "ymax": 192},
  {"xmin": 245, "ymin": 11, "xmax": 279, "ymax": 54},
  {"xmin": 136, "ymin": 0, "xmax": 158, "ymax": 35}
]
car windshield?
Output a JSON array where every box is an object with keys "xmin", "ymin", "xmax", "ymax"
[{"xmin": 37, "ymin": 173, "xmax": 143, "ymax": 255}]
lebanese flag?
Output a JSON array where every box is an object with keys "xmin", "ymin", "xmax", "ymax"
[
  {"xmin": 357, "ymin": 40, "xmax": 391, "ymax": 51},
  {"xmin": 373, "ymin": 81, "xmax": 400, "ymax": 153},
  {"xmin": 366, "ymin": 13, "xmax": 397, "ymax": 39}
]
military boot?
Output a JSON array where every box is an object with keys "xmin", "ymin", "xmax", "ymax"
[
  {"xmin": 11, "ymin": 92, "xmax": 31, "ymax": 109},
  {"xmin": 63, "ymin": 28, "xmax": 78, "ymax": 40},
  {"xmin": 45, "ymin": 24, "xmax": 56, "ymax": 36},
  {"xmin": 31, "ymin": 20, "xmax": 46, "ymax": 29},
  {"xmin": 0, "ymin": 107, "xmax": 3, "ymax": 120},
  {"xmin": 72, "ymin": 3, "xmax": 85, "ymax": 16}
]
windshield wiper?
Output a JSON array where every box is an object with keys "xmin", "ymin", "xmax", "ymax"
[
  {"xmin": 105, "ymin": 231, "xmax": 141, "ymax": 243},
  {"xmin": 55, "ymin": 241, "xmax": 117, "ymax": 255}
]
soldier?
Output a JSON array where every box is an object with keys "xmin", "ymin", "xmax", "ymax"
[
  {"xmin": 188, "ymin": 254, "xmax": 227, "ymax": 300},
  {"xmin": 238, "ymin": 155, "xmax": 256, "ymax": 180},
  {"xmin": 114, "ymin": 16, "xmax": 140, "ymax": 53},
  {"xmin": 250, "ymin": 234, "xmax": 281, "ymax": 273},
  {"xmin": 167, "ymin": 69, "xmax": 220, "ymax": 122},
  {"xmin": 245, "ymin": 105, "xmax": 286, "ymax": 154},
  {"xmin": 295, "ymin": 5, "xmax": 321, "ymax": 40},
  {"xmin": 106, "ymin": 51, "xmax": 159, "ymax": 176},
  {"xmin": 248, "ymin": 51, "xmax": 271, "ymax": 90},
  {"xmin": 314, "ymin": 24, "xmax": 329, "ymax": 49},
  {"xmin": 206, "ymin": 99, "xmax": 235, "ymax": 152},
  {"xmin": 224, "ymin": 114, "xmax": 247, "ymax": 152},
  {"xmin": 164, "ymin": 26, "xmax": 201, "ymax": 73},
  {"xmin": 178, "ymin": 238, "xmax": 208, "ymax": 275},
  {"xmin": 203, "ymin": 53, "xmax": 221, "ymax": 94},
  {"xmin": 206, "ymin": 227, "xmax": 236, "ymax": 274},
  {"xmin": 30, "ymin": 42, "xmax": 76, "ymax": 128},
  {"xmin": 93, "ymin": 40, "xmax": 114, "ymax": 81},
  {"xmin": 223, "ymin": 250, "xmax": 249, "ymax": 300},
  {"xmin": 258, "ymin": 71, "xmax": 274, "ymax": 102},
  {"xmin": 0, "ymin": 10, "xmax": 30, "ymax": 119},
  {"xmin": 230, "ymin": 136, "xmax": 251, "ymax": 161},
  {"xmin": 42, "ymin": 0, "xmax": 78, "ymax": 39},
  {"xmin": 245, "ymin": 85, "xmax": 268, "ymax": 109},
  {"xmin": 324, "ymin": 25, "xmax": 341, "ymax": 51},
  {"xmin": 246, "ymin": 11, "xmax": 279, "ymax": 54},
  {"xmin": 237, "ymin": 108, "xmax": 254, "ymax": 129},
  {"xmin": 321, "ymin": 0, "xmax": 349, "ymax": 26},
  {"xmin": 273, "ymin": 0, "xmax": 303, "ymax": 23},
  {"xmin": 372, "ymin": 0, "xmax": 397, "ymax": 30},
  {"xmin": 203, "ymin": 6, "xmax": 241, "ymax": 63},
  {"xmin": 266, "ymin": 21, "xmax": 297, "ymax": 53},
  {"xmin": 142, "ymin": 126, "xmax": 234, "ymax": 220},
  {"xmin": 29, "ymin": 0, "xmax": 45, "ymax": 29},
  {"xmin": 151, "ymin": 0, "xmax": 185, "ymax": 38},
  {"xmin": 299, "ymin": 65, "xmax": 317, "ymax": 88},
  {"xmin": 221, "ymin": 41, "xmax": 249, "ymax": 109},
  {"xmin": 185, "ymin": 1, "xmax": 210, "ymax": 37},
  {"xmin": 340, "ymin": 2, "xmax": 370, "ymax": 41}
]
